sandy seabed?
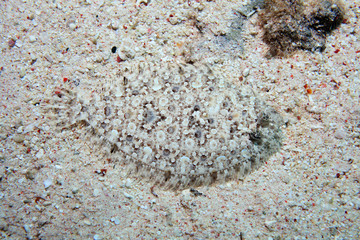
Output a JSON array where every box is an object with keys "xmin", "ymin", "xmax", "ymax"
[{"xmin": 0, "ymin": 0, "xmax": 360, "ymax": 239}]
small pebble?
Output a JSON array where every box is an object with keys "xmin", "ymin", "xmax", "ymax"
[
  {"xmin": 35, "ymin": 205, "xmax": 43, "ymax": 211},
  {"xmin": 31, "ymin": 136, "xmax": 39, "ymax": 144},
  {"xmin": 43, "ymin": 179, "xmax": 52, "ymax": 189},
  {"xmin": 24, "ymin": 124, "xmax": 36, "ymax": 133},
  {"xmin": 110, "ymin": 21, "xmax": 119, "ymax": 30},
  {"xmin": 28, "ymin": 13, "xmax": 35, "ymax": 20},
  {"xmin": 43, "ymin": 201, "xmax": 52, "ymax": 206},
  {"xmin": 72, "ymin": 187, "xmax": 79, "ymax": 194},
  {"xmin": 110, "ymin": 217, "xmax": 120, "ymax": 225},
  {"xmin": 29, "ymin": 35, "xmax": 36, "ymax": 43},
  {"xmin": 25, "ymin": 169, "xmax": 37, "ymax": 180},
  {"xmin": 352, "ymin": 199, "xmax": 360, "ymax": 210},
  {"xmin": 19, "ymin": 68, "xmax": 26, "ymax": 78},
  {"xmin": 93, "ymin": 189, "xmax": 101, "ymax": 197},
  {"xmin": 125, "ymin": 178, "xmax": 132, "ymax": 188},
  {"xmin": 181, "ymin": 190, "xmax": 192, "ymax": 201},
  {"xmin": 334, "ymin": 128, "xmax": 347, "ymax": 139},
  {"xmin": 24, "ymin": 224, "xmax": 31, "ymax": 233},
  {"xmin": 72, "ymin": 204, "xmax": 80, "ymax": 210},
  {"xmin": 69, "ymin": 23, "xmax": 77, "ymax": 31},
  {"xmin": 44, "ymin": 54, "xmax": 54, "ymax": 63},
  {"xmin": 123, "ymin": 192, "xmax": 133, "ymax": 199},
  {"xmin": 13, "ymin": 134, "xmax": 24, "ymax": 143},
  {"xmin": 247, "ymin": 206, "xmax": 254, "ymax": 211},
  {"xmin": 15, "ymin": 40, "xmax": 23, "ymax": 48},
  {"xmin": 17, "ymin": 126, "xmax": 24, "ymax": 134},
  {"xmin": 264, "ymin": 220, "xmax": 276, "ymax": 229},
  {"xmin": 83, "ymin": 219, "xmax": 91, "ymax": 225},
  {"xmin": 306, "ymin": 106, "xmax": 324, "ymax": 114},
  {"xmin": 243, "ymin": 68, "xmax": 250, "ymax": 77},
  {"xmin": 36, "ymin": 149, "xmax": 44, "ymax": 159},
  {"xmin": 94, "ymin": 234, "xmax": 102, "ymax": 240},
  {"xmin": 98, "ymin": 177, "xmax": 105, "ymax": 181}
]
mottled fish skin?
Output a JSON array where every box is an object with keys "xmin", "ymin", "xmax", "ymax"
[{"xmin": 46, "ymin": 61, "xmax": 284, "ymax": 190}]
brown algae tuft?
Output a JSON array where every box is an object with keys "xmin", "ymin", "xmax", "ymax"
[{"xmin": 259, "ymin": 0, "xmax": 345, "ymax": 57}]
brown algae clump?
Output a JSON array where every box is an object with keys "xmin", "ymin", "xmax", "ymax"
[
  {"xmin": 46, "ymin": 62, "xmax": 284, "ymax": 190},
  {"xmin": 259, "ymin": 0, "xmax": 345, "ymax": 57}
]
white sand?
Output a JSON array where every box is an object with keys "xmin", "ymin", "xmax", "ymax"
[{"xmin": 0, "ymin": 0, "xmax": 359, "ymax": 239}]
